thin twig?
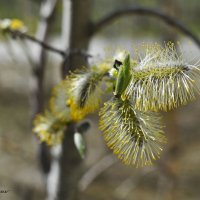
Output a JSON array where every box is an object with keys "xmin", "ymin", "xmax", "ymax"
[
  {"xmin": 8, "ymin": 30, "xmax": 65, "ymax": 57},
  {"xmin": 78, "ymin": 153, "xmax": 118, "ymax": 191},
  {"xmin": 90, "ymin": 6, "xmax": 200, "ymax": 48},
  {"xmin": 6, "ymin": 29, "xmax": 92, "ymax": 58}
]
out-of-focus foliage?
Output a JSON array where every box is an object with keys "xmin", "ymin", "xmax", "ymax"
[
  {"xmin": 91, "ymin": 0, "xmax": 200, "ymax": 37},
  {"xmin": 0, "ymin": 0, "xmax": 199, "ymax": 36},
  {"xmin": 0, "ymin": 0, "xmax": 39, "ymax": 33}
]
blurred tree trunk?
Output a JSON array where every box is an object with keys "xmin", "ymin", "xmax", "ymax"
[
  {"xmin": 61, "ymin": 0, "xmax": 92, "ymax": 75},
  {"xmin": 56, "ymin": 1, "xmax": 92, "ymax": 200},
  {"xmin": 29, "ymin": 0, "xmax": 58, "ymax": 196},
  {"xmin": 31, "ymin": 0, "xmax": 57, "ymax": 116}
]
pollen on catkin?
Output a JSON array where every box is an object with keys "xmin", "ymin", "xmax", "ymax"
[
  {"xmin": 66, "ymin": 68, "xmax": 103, "ymax": 120},
  {"xmin": 99, "ymin": 97, "xmax": 167, "ymax": 167},
  {"xmin": 33, "ymin": 110, "xmax": 65, "ymax": 146},
  {"xmin": 125, "ymin": 43, "xmax": 200, "ymax": 111},
  {"xmin": 0, "ymin": 18, "xmax": 27, "ymax": 32}
]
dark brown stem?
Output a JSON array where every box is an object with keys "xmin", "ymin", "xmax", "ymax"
[
  {"xmin": 90, "ymin": 6, "xmax": 200, "ymax": 48},
  {"xmin": 57, "ymin": 123, "xmax": 83, "ymax": 200},
  {"xmin": 7, "ymin": 29, "xmax": 92, "ymax": 58},
  {"xmin": 32, "ymin": 0, "xmax": 58, "ymax": 178},
  {"xmin": 10, "ymin": 29, "xmax": 66, "ymax": 57},
  {"xmin": 78, "ymin": 154, "xmax": 118, "ymax": 191},
  {"xmin": 56, "ymin": 1, "xmax": 92, "ymax": 200}
]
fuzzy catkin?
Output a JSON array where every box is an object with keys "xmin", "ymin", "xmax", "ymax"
[
  {"xmin": 66, "ymin": 68, "xmax": 103, "ymax": 121},
  {"xmin": 99, "ymin": 98, "xmax": 167, "ymax": 167},
  {"xmin": 33, "ymin": 111, "xmax": 65, "ymax": 146},
  {"xmin": 125, "ymin": 45, "xmax": 200, "ymax": 111}
]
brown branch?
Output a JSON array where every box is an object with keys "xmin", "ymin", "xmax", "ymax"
[
  {"xmin": 114, "ymin": 167, "xmax": 155, "ymax": 199},
  {"xmin": 90, "ymin": 6, "xmax": 200, "ymax": 48},
  {"xmin": 78, "ymin": 154, "xmax": 118, "ymax": 191},
  {"xmin": 32, "ymin": 0, "xmax": 58, "ymax": 177},
  {"xmin": 7, "ymin": 29, "xmax": 92, "ymax": 58},
  {"xmin": 9, "ymin": 29, "xmax": 66, "ymax": 57}
]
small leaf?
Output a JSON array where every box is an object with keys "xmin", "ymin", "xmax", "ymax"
[
  {"xmin": 114, "ymin": 53, "xmax": 131, "ymax": 99},
  {"xmin": 74, "ymin": 132, "xmax": 86, "ymax": 159}
]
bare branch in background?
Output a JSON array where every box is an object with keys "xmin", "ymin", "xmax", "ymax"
[
  {"xmin": 90, "ymin": 6, "xmax": 200, "ymax": 48},
  {"xmin": 114, "ymin": 167, "xmax": 156, "ymax": 199},
  {"xmin": 30, "ymin": 0, "xmax": 58, "ymax": 179},
  {"xmin": 7, "ymin": 30, "xmax": 92, "ymax": 59},
  {"xmin": 9, "ymin": 30, "xmax": 66, "ymax": 57},
  {"xmin": 30, "ymin": 0, "xmax": 57, "ymax": 116},
  {"xmin": 78, "ymin": 154, "xmax": 118, "ymax": 191}
]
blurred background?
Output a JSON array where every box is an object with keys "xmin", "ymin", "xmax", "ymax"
[{"xmin": 0, "ymin": 0, "xmax": 200, "ymax": 199}]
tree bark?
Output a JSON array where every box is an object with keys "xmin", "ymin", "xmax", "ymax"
[
  {"xmin": 62, "ymin": 0, "xmax": 92, "ymax": 76},
  {"xmin": 56, "ymin": 0, "xmax": 92, "ymax": 199},
  {"xmin": 31, "ymin": 0, "xmax": 58, "ymax": 116},
  {"xmin": 30, "ymin": 0, "xmax": 58, "ymax": 188}
]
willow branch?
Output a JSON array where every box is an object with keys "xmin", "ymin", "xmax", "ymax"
[
  {"xmin": 9, "ymin": 29, "xmax": 66, "ymax": 57},
  {"xmin": 90, "ymin": 6, "xmax": 200, "ymax": 48},
  {"xmin": 78, "ymin": 154, "xmax": 118, "ymax": 191},
  {"xmin": 7, "ymin": 29, "xmax": 92, "ymax": 58}
]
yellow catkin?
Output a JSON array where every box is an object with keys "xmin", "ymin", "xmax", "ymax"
[
  {"xmin": 99, "ymin": 98, "xmax": 167, "ymax": 167},
  {"xmin": 10, "ymin": 19, "xmax": 24, "ymax": 30},
  {"xmin": 66, "ymin": 98, "xmax": 90, "ymax": 121},
  {"xmin": 33, "ymin": 110, "xmax": 65, "ymax": 146},
  {"xmin": 65, "ymin": 68, "xmax": 103, "ymax": 120}
]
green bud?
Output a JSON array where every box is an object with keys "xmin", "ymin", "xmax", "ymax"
[
  {"xmin": 74, "ymin": 132, "xmax": 86, "ymax": 159},
  {"xmin": 114, "ymin": 53, "xmax": 131, "ymax": 100}
]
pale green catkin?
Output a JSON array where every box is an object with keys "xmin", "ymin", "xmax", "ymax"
[
  {"xmin": 99, "ymin": 97, "xmax": 167, "ymax": 167},
  {"xmin": 125, "ymin": 44, "xmax": 200, "ymax": 111}
]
